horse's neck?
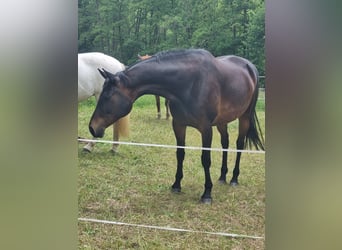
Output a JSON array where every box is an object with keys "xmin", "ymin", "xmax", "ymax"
[{"xmin": 126, "ymin": 65, "xmax": 181, "ymax": 100}]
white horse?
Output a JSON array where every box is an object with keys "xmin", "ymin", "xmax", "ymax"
[{"xmin": 78, "ymin": 52, "xmax": 130, "ymax": 152}]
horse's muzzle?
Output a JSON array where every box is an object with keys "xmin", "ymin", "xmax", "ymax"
[{"xmin": 89, "ymin": 125, "xmax": 104, "ymax": 138}]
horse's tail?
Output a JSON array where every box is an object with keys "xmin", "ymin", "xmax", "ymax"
[
  {"xmin": 245, "ymin": 63, "xmax": 265, "ymax": 151},
  {"xmin": 115, "ymin": 114, "xmax": 130, "ymax": 138}
]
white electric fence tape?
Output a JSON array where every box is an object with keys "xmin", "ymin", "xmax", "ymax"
[
  {"xmin": 78, "ymin": 138, "xmax": 265, "ymax": 154},
  {"xmin": 78, "ymin": 217, "xmax": 264, "ymax": 239}
]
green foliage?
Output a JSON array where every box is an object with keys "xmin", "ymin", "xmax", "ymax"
[
  {"xmin": 246, "ymin": 1, "xmax": 265, "ymax": 77},
  {"xmin": 78, "ymin": 0, "xmax": 265, "ymax": 80}
]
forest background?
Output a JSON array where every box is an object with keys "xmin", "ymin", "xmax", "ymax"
[{"xmin": 79, "ymin": 0, "xmax": 265, "ymax": 86}]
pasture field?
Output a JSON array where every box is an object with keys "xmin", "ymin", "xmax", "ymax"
[{"xmin": 78, "ymin": 91, "xmax": 265, "ymax": 249}]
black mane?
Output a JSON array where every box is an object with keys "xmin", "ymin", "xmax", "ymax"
[
  {"xmin": 125, "ymin": 49, "xmax": 210, "ymax": 71},
  {"xmin": 154, "ymin": 49, "xmax": 210, "ymax": 62},
  {"xmin": 117, "ymin": 71, "xmax": 130, "ymax": 85}
]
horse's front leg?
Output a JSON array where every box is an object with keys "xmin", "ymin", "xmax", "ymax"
[
  {"xmin": 171, "ymin": 120, "xmax": 186, "ymax": 193},
  {"xmin": 83, "ymin": 138, "xmax": 96, "ymax": 152},
  {"xmin": 83, "ymin": 95, "xmax": 98, "ymax": 153},
  {"xmin": 200, "ymin": 127, "xmax": 213, "ymax": 204}
]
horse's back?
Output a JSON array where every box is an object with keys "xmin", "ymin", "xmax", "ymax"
[
  {"xmin": 78, "ymin": 52, "xmax": 125, "ymax": 102},
  {"xmin": 216, "ymin": 55, "xmax": 258, "ymax": 83}
]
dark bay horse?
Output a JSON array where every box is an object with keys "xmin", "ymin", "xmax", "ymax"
[
  {"xmin": 138, "ymin": 54, "xmax": 170, "ymax": 119},
  {"xmin": 89, "ymin": 49, "xmax": 264, "ymax": 204}
]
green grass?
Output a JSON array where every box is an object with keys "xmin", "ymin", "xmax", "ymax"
[{"xmin": 78, "ymin": 95, "xmax": 265, "ymax": 249}]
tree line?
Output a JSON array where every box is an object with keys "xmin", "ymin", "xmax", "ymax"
[{"xmin": 79, "ymin": 0, "xmax": 265, "ymax": 85}]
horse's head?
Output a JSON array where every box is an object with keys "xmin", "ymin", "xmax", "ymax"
[{"xmin": 89, "ymin": 68, "xmax": 132, "ymax": 138}]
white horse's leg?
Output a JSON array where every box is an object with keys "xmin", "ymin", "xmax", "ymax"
[
  {"xmin": 111, "ymin": 123, "xmax": 119, "ymax": 153},
  {"xmin": 83, "ymin": 94, "xmax": 100, "ymax": 153},
  {"xmin": 165, "ymin": 98, "xmax": 170, "ymax": 120},
  {"xmin": 83, "ymin": 138, "xmax": 96, "ymax": 152}
]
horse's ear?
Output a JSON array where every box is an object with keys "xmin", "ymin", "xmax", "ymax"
[
  {"xmin": 100, "ymin": 68, "xmax": 117, "ymax": 80},
  {"xmin": 98, "ymin": 68, "xmax": 107, "ymax": 79}
]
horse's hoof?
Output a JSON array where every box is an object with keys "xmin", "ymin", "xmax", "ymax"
[
  {"xmin": 83, "ymin": 144, "xmax": 93, "ymax": 152},
  {"xmin": 171, "ymin": 187, "xmax": 181, "ymax": 193},
  {"xmin": 230, "ymin": 181, "xmax": 239, "ymax": 187},
  {"xmin": 82, "ymin": 148, "xmax": 91, "ymax": 153},
  {"xmin": 200, "ymin": 197, "xmax": 212, "ymax": 204},
  {"xmin": 218, "ymin": 179, "xmax": 227, "ymax": 184},
  {"xmin": 110, "ymin": 149, "xmax": 118, "ymax": 155}
]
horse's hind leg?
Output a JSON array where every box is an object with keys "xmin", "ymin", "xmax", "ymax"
[
  {"xmin": 111, "ymin": 123, "xmax": 119, "ymax": 153},
  {"xmin": 155, "ymin": 95, "xmax": 161, "ymax": 119},
  {"xmin": 165, "ymin": 99, "xmax": 170, "ymax": 120},
  {"xmin": 217, "ymin": 124, "xmax": 229, "ymax": 184},
  {"xmin": 171, "ymin": 120, "xmax": 186, "ymax": 193},
  {"xmin": 230, "ymin": 116, "xmax": 249, "ymax": 186}
]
